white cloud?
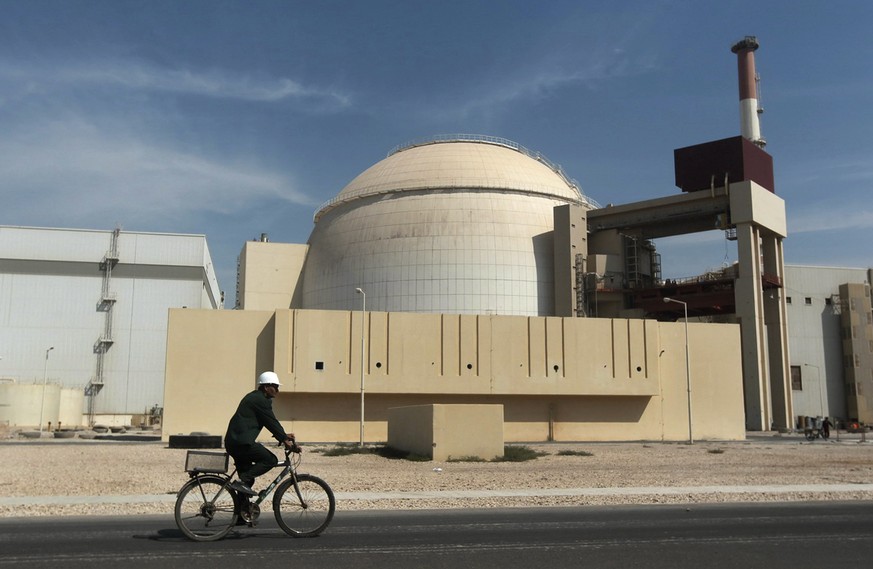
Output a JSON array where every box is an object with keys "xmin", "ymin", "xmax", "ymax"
[
  {"xmin": 0, "ymin": 57, "xmax": 351, "ymax": 108},
  {"xmin": 0, "ymin": 54, "xmax": 335, "ymax": 229},
  {"xmin": 788, "ymin": 207, "xmax": 873, "ymax": 234},
  {"xmin": 0, "ymin": 117, "xmax": 314, "ymax": 228}
]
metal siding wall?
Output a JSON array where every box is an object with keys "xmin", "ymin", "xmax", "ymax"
[
  {"xmin": 123, "ymin": 233, "xmax": 204, "ymax": 266},
  {"xmin": 1, "ymin": 227, "xmax": 220, "ymax": 418},
  {"xmin": 93, "ymin": 279, "xmax": 205, "ymax": 415},
  {"xmin": 0, "ymin": 272, "xmax": 104, "ymax": 386},
  {"xmin": 0, "ymin": 226, "xmax": 110, "ymax": 262}
]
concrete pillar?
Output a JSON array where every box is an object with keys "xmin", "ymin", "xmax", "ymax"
[
  {"xmin": 553, "ymin": 204, "xmax": 588, "ymax": 317},
  {"xmin": 734, "ymin": 222, "xmax": 771, "ymax": 430},
  {"xmin": 762, "ymin": 234, "xmax": 793, "ymax": 430}
]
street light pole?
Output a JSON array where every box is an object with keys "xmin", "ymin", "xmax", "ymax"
[
  {"xmin": 664, "ymin": 298, "xmax": 692, "ymax": 444},
  {"xmin": 355, "ymin": 288, "xmax": 366, "ymax": 446},
  {"xmin": 583, "ymin": 272, "xmax": 602, "ymax": 317},
  {"xmin": 38, "ymin": 346, "xmax": 54, "ymax": 432}
]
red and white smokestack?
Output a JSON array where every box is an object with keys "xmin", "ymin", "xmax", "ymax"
[{"xmin": 731, "ymin": 36, "xmax": 765, "ymax": 148}]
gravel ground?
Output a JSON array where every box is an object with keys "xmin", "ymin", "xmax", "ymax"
[{"xmin": 3, "ymin": 432, "xmax": 873, "ymax": 517}]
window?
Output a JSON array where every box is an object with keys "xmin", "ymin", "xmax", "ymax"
[
  {"xmin": 805, "ymin": 297, "xmax": 812, "ymax": 305},
  {"xmin": 786, "ymin": 297, "xmax": 792, "ymax": 304},
  {"xmin": 791, "ymin": 365, "xmax": 802, "ymax": 390},
  {"xmin": 825, "ymin": 297, "xmax": 833, "ymax": 306}
]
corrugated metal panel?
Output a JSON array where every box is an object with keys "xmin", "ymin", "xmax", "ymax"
[
  {"xmin": 0, "ymin": 226, "xmax": 112, "ymax": 263},
  {"xmin": 91, "ymin": 279, "xmax": 205, "ymax": 414},
  {"xmin": 0, "ymin": 273, "xmax": 105, "ymax": 387},
  {"xmin": 1, "ymin": 227, "xmax": 220, "ymax": 416},
  {"xmin": 123, "ymin": 232, "xmax": 205, "ymax": 266}
]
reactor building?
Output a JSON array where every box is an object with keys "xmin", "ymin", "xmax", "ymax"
[{"xmin": 161, "ymin": 37, "xmax": 797, "ymax": 443}]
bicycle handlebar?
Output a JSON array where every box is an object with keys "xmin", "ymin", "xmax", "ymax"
[{"xmin": 278, "ymin": 440, "xmax": 303, "ymax": 454}]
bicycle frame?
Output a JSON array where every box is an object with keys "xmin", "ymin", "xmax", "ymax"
[
  {"xmin": 246, "ymin": 449, "xmax": 300, "ymax": 507},
  {"xmin": 182, "ymin": 448, "xmax": 298, "ymax": 513}
]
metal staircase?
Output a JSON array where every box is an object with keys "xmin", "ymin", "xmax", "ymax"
[{"xmin": 86, "ymin": 227, "xmax": 120, "ymax": 423}]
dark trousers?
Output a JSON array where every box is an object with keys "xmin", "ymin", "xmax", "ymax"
[{"xmin": 226, "ymin": 443, "xmax": 278, "ymax": 486}]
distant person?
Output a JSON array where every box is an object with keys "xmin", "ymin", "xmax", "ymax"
[
  {"xmin": 822, "ymin": 417, "xmax": 833, "ymax": 440},
  {"xmin": 224, "ymin": 371, "xmax": 296, "ymax": 496}
]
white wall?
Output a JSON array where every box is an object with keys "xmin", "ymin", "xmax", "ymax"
[
  {"xmin": 0, "ymin": 226, "xmax": 220, "ymax": 418},
  {"xmin": 785, "ymin": 265, "xmax": 870, "ymax": 421}
]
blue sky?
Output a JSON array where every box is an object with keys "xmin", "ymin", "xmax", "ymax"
[{"xmin": 2, "ymin": 0, "xmax": 871, "ymax": 305}]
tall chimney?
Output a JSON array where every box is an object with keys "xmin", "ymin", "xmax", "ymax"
[{"xmin": 731, "ymin": 36, "xmax": 765, "ymax": 148}]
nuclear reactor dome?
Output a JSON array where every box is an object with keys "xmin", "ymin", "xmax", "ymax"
[{"xmin": 300, "ymin": 135, "xmax": 597, "ymax": 316}]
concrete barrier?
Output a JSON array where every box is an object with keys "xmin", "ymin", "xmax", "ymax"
[{"xmin": 388, "ymin": 404, "xmax": 504, "ymax": 461}]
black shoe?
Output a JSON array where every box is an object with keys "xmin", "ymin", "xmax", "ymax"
[{"xmin": 230, "ymin": 480, "xmax": 258, "ymax": 496}]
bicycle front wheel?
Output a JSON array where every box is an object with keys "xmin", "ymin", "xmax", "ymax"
[
  {"xmin": 273, "ymin": 474, "xmax": 335, "ymax": 537},
  {"xmin": 174, "ymin": 475, "xmax": 239, "ymax": 541}
]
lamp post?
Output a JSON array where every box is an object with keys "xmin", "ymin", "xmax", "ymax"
[
  {"xmin": 583, "ymin": 272, "xmax": 603, "ymax": 317},
  {"xmin": 355, "ymin": 288, "xmax": 366, "ymax": 446},
  {"xmin": 38, "ymin": 346, "xmax": 54, "ymax": 431},
  {"xmin": 664, "ymin": 298, "xmax": 692, "ymax": 444}
]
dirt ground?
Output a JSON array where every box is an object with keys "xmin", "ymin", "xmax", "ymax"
[{"xmin": 3, "ymin": 431, "xmax": 873, "ymax": 517}]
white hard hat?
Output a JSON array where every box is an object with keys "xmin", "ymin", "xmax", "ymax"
[{"xmin": 257, "ymin": 371, "xmax": 282, "ymax": 386}]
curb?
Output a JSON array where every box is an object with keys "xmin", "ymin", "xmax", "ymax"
[{"xmin": 3, "ymin": 483, "xmax": 873, "ymax": 507}]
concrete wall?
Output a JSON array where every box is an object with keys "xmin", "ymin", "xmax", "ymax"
[
  {"xmin": 841, "ymin": 283, "xmax": 873, "ymax": 423},
  {"xmin": 163, "ymin": 309, "xmax": 277, "ymax": 438},
  {"xmin": 553, "ymin": 204, "xmax": 588, "ymax": 317},
  {"xmin": 164, "ymin": 308, "xmax": 745, "ymax": 443},
  {"xmin": 237, "ymin": 241, "xmax": 308, "ymax": 310}
]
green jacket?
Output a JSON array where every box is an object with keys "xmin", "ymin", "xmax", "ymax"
[{"xmin": 224, "ymin": 389, "xmax": 289, "ymax": 449}]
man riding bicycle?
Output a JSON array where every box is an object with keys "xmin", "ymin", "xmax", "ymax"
[{"xmin": 224, "ymin": 371, "xmax": 297, "ymax": 497}]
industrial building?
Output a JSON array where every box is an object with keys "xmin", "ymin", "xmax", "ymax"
[
  {"xmin": 165, "ymin": 132, "xmax": 751, "ymax": 442},
  {"xmin": 0, "ymin": 226, "xmax": 220, "ymax": 428},
  {"xmin": 164, "ymin": 133, "xmax": 783, "ymax": 443},
  {"xmin": 162, "ymin": 37, "xmax": 795, "ymax": 443},
  {"xmin": 785, "ymin": 265, "xmax": 873, "ymax": 425},
  {"xmin": 6, "ymin": 35, "xmax": 870, "ymax": 440}
]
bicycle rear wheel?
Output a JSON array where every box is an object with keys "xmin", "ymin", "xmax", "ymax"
[
  {"xmin": 175, "ymin": 475, "xmax": 239, "ymax": 541},
  {"xmin": 273, "ymin": 474, "xmax": 335, "ymax": 537}
]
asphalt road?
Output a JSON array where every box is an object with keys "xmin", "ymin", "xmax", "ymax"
[{"xmin": 1, "ymin": 502, "xmax": 871, "ymax": 568}]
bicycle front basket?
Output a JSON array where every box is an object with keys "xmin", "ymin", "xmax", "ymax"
[{"xmin": 184, "ymin": 451, "xmax": 229, "ymax": 474}]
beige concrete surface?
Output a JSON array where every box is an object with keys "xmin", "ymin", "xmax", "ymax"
[
  {"xmin": 164, "ymin": 308, "xmax": 746, "ymax": 444},
  {"xmin": 2, "ymin": 432, "xmax": 873, "ymax": 518},
  {"xmin": 388, "ymin": 404, "xmax": 504, "ymax": 461}
]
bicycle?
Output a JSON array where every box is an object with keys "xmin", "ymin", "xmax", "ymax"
[
  {"xmin": 804, "ymin": 427, "xmax": 828, "ymax": 441},
  {"xmin": 174, "ymin": 444, "xmax": 335, "ymax": 541}
]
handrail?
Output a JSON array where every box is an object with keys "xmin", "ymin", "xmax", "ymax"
[{"xmin": 314, "ymin": 135, "xmax": 600, "ymax": 221}]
